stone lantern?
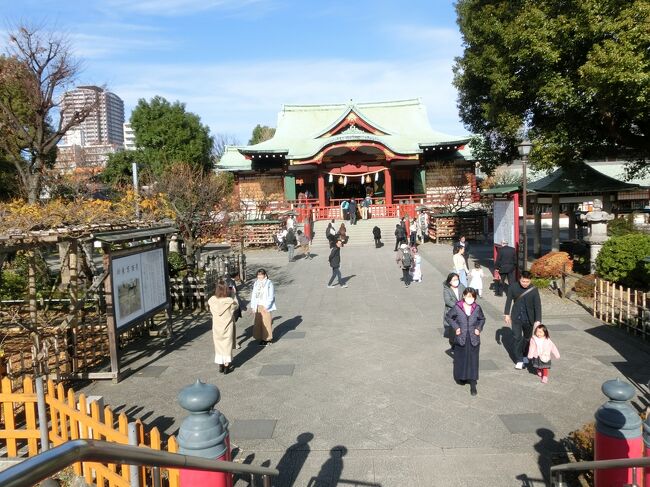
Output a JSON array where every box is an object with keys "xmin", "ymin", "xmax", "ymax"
[{"xmin": 580, "ymin": 198, "xmax": 614, "ymax": 272}]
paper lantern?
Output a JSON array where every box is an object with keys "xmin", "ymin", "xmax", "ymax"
[
  {"xmin": 365, "ymin": 175, "xmax": 371, "ymax": 183},
  {"xmin": 343, "ymin": 176, "xmax": 348, "ymax": 186},
  {"xmin": 338, "ymin": 176, "xmax": 344, "ymax": 184},
  {"xmin": 375, "ymin": 172, "xmax": 380, "ymax": 182},
  {"xmin": 328, "ymin": 174, "xmax": 333, "ymax": 183}
]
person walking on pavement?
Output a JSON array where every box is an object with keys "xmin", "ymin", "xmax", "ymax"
[
  {"xmin": 394, "ymin": 223, "xmax": 406, "ymax": 251},
  {"xmin": 337, "ymin": 222, "xmax": 348, "ymax": 245},
  {"xmin": 285, "ymin": 227, "xmax": 297, "ymax": 262},
  {"xmin": 410, "ymin": 246, "xmax": 422, "ymax": 282},
  {"xmin": 445, "ymin": 287, "xmax": 486, "ymax": 396},
  {"xmin": 361, "ymin": 194, "xmax": 372, "ymax": 219},
  {"xmin": 348, "ymin": 198, "xmax": 358, "ymax": 225},
  {"xmin": 326, "ymin": 219, "xmax": 337, "ymax": 248},
  {"xmin": 418, "ymin": 210, "xmax": 429, "ymax": 243},
  {"xmin": 443, "ymin": 272, "xmax": 466, "ymax": 349},
  {"xmin": 396, "ymin": 243, "xmax": 413, "ymax": 287},
  {"xmin": 453, "ymin": 246, "xmax": 470, "ymax": 287},
  {"xmin": 286, "ymin": 214, "xmax": 295, "ymax": 231},
  {"xmin": 503, "ymin": 271, "xmax": 542, "ymax": 369},
  {"xmin": 327, "ymin": 239, "xmax": 347, "ymax": 288},
  {"xmin": 454, "ymin": 235, "xmax": 470, "ymax": 267},
  {"xmin": 208, "ymin": 280, "xmax": 238, "ymax": 374},
  {"xmin": 495, "ymin": 239, "xmax": 517, "ymax": 293},
  {"xmin": 296, "ymin": 229, "xmax": 312, "ymax": 260},
  {"xmin": 250, "ymin": 269, "xmax": 276, "ymax": 347},
  {"xmin": 409, "ymin": 217, "xmax": 418, "ymax": 247}
]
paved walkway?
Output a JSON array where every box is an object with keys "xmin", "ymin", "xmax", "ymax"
[{"xmin": 79, "ymin": 228, "xmax": 650, "ymax": 486}]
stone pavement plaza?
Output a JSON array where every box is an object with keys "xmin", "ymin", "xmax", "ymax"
[{"xmin": 79, "ymin": 231, "xmax": 650, "ymax": 486}]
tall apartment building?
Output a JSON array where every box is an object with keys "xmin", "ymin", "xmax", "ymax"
[
  {"xmin": 123, "ymin": 122, "xmax": 137, "ymax": 150},
  {"xmin": 57, "ymin": 86, "xmax": 125, "ymax": 174},
  {"xmin": 61, "ymin": 86, "xmax": 125, "ymax": 146}
]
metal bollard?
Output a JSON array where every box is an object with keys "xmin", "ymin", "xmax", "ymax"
[
  {"xmin": 594, "ymin": 378, "xmax": 643, "ymax": 487},
  {"xmin": 177, "ymin": 380, "xmax": 232, "ymax": 487}
]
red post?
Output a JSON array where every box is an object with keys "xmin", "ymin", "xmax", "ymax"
[
  {"xmin": 384, "ymin": 168, "xmax": 393, "ymax": 205},
  {"xmin": 317, "ymin": 171, "xmax": 326, "ymax": 209},
  {"xmin": 594, "ymin": 379, "xmax": 643, "ymax": 487}
]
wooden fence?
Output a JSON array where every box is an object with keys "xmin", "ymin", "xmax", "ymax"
[
  {"xmin": 593, "ymin": 278, "xmax": 649, "ymax": 339},
  {"xmin": 0, "ymin": 376, "xmax": 180, "ymax": 486}
]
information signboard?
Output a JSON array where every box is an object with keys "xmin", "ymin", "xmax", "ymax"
[
  {"xmin": 493, "ymin": 198, "xmax": 516, "ymax": 246},
  {"xmin": 111, "ymin": 247, "xmax": 167, "ymax": 330}
]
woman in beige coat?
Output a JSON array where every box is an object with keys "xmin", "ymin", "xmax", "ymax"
[{"xmin": 208, "ymin": 281, "xmax": 238, "ymax": 374}]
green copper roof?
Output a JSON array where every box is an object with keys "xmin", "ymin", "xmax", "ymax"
[
  {"xmin": 217, "ymin": 98, "xmax": 473, "ymax": 171},
  {"xmin": 528, "ymin": 163, "xmax": 639, "ymax": 194}
]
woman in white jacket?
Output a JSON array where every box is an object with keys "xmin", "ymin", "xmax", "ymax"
[{"xmin": 250, "ymin": 268, "xmax": 277, "ymax": 346}]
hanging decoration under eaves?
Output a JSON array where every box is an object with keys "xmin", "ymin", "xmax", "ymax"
[{"xmin": 324, "ymin": 167, "xmax": 386, "ymax": 179}]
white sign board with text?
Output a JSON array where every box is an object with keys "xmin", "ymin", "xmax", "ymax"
[
  {"xmin": 111, "ymin": 248, "xmax": 166, "ymax": 329},
  {"xmin": 493, "ymin": 199, "xmax": 516, "ymax": 247}
]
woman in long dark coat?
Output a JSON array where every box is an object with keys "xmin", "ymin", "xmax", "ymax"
[{"xmin": 445, "ymin": 288, "xmax": 485, "ymax": 396}]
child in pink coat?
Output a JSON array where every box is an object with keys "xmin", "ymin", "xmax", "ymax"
[{"xmin": 527, "ymin": 324, "xmax": 560, "ymax": 383}]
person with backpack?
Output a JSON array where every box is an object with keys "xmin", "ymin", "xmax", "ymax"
[
  {"xmin": 340, "ymin": 199, "xmax": 349, "ymax": 220},
  {"xmin": 394, "ymin": 223, "xmax": 406, "ymax": 251},
  {"xmin": 504, "ymin": 271, "xmax": 542, "ymax": 370},
  {"xmin": 396, "ymin": 243, "xmax": 413, "ymax": 286}
]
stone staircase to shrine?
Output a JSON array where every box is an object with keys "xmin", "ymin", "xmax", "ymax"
[{"xmin": 308, "ymin": 217, "xmax": 402, "ymax": 249}]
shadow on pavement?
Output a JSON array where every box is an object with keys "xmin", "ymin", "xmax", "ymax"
[
  {"xmin": 495, "ymin": 326, "xmax": 515, "ymax": 363},
  {"xmin": 274, "ymin": 315, "xmax": 303, "ymax": 340},
  {"xmin": 584, "ymin": 324, "xmax": 650, "ymax": 411},
  {"xmin": 533, "ymin": 428, "xmax": 566, "ymax": 486}
]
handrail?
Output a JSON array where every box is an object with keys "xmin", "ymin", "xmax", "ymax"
[
  {"xmin": 0, "ymin": 439, "xmax": 279, "ymax": 487},
  {"xmin": 550, "ymin": 456, "xmax": 650, "ymax": 487}
]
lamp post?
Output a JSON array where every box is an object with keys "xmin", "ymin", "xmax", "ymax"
[{"xmin": 517, "ymin": 140, "xmax": 532, "ymax": 270}]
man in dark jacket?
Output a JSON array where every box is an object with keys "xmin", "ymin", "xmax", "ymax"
[
  {"xmin": 495, "ymin": 240, "xmax": 517, "ymax": 293},
  {"xmin": 327, "ymin": 240, "xmax": 347, "ymax": 288},
  {"xmin": 503, "ymin": 271, "xmax": 542, "ymax": 369},
  {"xmin": 285, "ymin": 228, "xmax": 298, "ymax": 262},
  {"xmin": 372, "ymin": 226, "xmax": 382, "ymax": 248},
  {"xmin": 348, "ymin": 198, "xmax": 357, "ymax": 225},
  {"xmin": 394, "ymin": 223, "xmax": 406, "ymax": 251}
]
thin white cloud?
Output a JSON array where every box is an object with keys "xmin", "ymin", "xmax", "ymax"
[
  {"xmin": 69, "ymin": 32, "xmax": 175, "ymax": 59},
  {"xmin": 102, "ymin": 57, "xmax": 468, "ymax": 141},
  {"xmin": 103, "ymin": 0, "xmax": 271, "ymax": 16}
]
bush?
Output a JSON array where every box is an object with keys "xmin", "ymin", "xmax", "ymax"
[
  {"xmin": 574, "ymin": 274, "xmax": 596, "ymax": 297},
  {"xmin": 560, "ymin": 240, "xmax": 590, "ymax": 274},
  {"xmin": 531, "ymin": 277, "xmax": 551, "ymax": 289},
  {"xmin": 607, "ymin": 214, "xmax": 636, "ymax": 237},
  {"xmin": 531, "ymin": 251, "xmax": 573, "ymax": 279},
  {"xmin": 595, "ymin": 233, "xmax": 650, "ymax": 289},
  {"xmin": 167, "ymin": 251, "xmax": 186, "ymax": 277},
  {"xmin": 0, "ymin": 270, "xmax": 27, "ymax": 300}
]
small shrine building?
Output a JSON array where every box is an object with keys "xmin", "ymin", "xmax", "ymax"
[{"xmin": 218, "ymin": 99, "xmax": 477, "ymax": 219}]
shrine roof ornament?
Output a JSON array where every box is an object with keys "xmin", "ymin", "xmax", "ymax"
[{"xmin": 217, "ymin": 98, "xmax": 473, "ymax": 170}]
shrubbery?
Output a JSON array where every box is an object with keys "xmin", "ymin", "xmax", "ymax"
[
  {"xmin": 167, "ymin": 251, "xmax": 186, "ymax": 277},
  {"xmin": 531, "ymin": 251, "xmax": 573, "ymax": 279},
  {"xmin": 595, "ymin": 234, "xmax": 650, "ymax": 289},
  {"xmin": 607, "ymin": 214, "xmax": 636, "ymax": 237}
]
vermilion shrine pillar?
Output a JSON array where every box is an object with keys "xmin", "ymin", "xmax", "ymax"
[
  {"xmin": 317, "ymin": 171, "xmax": 326, "ymax": 208},
  {"xmin": 384, "ymin": 168, "xmax": 393, "ymax": 204}
]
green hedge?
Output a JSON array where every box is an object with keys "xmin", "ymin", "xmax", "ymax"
[{"xmin": 595, "ymin": 233, "xmax": 650, "ymax": 289}]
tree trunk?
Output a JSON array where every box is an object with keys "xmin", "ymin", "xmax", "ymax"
[
  {"xmin": 27, "ymin": 172, "xmax": 41, "ymax": 204},
  {"xmin": 184, "ymin": 238, "xmax": 196, "ymax": 272}
]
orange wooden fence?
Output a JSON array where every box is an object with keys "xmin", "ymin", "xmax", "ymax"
[{"xmin": 0, "ymin": 377, "xmax": 180, "ymax": 487}]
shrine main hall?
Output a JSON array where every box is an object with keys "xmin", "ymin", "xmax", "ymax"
[{"xmin": 218, "ymin": 98, "xmax": 477, "ymax": 216}]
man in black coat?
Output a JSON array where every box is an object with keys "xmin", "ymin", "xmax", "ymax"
[
  {"xmin": 495, "ymin": 240, "xmax": 517, "ymax": 293},
  {"xmin": 503, "ymin": 271, "xmax": 542, "ymax": 369},
  {"xmin": 394, "ymin": 223, "xmax": 406, "ymax": 251},
  {"xmin": 327, "ymin": 240, "xmax": 347, "ymax": 288}
]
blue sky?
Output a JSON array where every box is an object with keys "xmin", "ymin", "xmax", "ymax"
[{"xmin": 2, "ymin": 0, "xmax": 468, "ymax": 144}]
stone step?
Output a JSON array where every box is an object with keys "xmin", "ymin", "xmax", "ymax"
[{"xmin": 310, "ymin": 218, "xmax": 402, "ymax": 247}]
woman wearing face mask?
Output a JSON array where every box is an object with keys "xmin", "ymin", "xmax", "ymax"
[
  {"xmin": 445, "ymin": 288, "xmax": 486, "ymax": 396},
  {"xmin": 442, "ymin": 273, "xmax": 465, "ymax": 349}
]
